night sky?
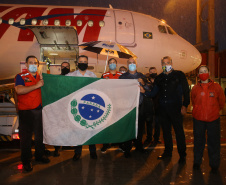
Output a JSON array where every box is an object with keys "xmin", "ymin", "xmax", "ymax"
[{"xmin": 1, "ymin": 0, "xmax": 226, "ymax": 51}]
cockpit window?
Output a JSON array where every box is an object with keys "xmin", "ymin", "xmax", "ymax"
[
  {"xmin": 158, "ymin": 25, "xmax": 167, "ymax": 33},
  {"xmin": 167, "ymin": 26, "xmax": 177, "ymax": 35}
]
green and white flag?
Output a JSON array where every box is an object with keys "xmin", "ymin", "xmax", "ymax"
[{"xmin": 41, "ymin": 73, "xmax": 139, "ymax": 146}]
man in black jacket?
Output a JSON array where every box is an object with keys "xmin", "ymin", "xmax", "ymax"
[{"xmin": 145, "ymin": 56, "xmax": 190, "ymax": 163}]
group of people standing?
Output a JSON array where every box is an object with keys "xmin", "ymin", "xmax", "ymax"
[{"xmin": 15, "ymin": 54, "xmax": 225, "ymax": 173}]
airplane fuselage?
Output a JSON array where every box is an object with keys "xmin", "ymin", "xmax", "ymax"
[{"xmin": 0, "ymin": 4, "xmax": 201, "ymax": 79}]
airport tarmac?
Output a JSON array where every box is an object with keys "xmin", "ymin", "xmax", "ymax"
[{"xmin": 0, "ymin": 112, "xmax": 226, "ymax": 185}]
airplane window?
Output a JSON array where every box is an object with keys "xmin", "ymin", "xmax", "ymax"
[
  {"xmin": 77, "ymin": 20, "xmax": 82, "ymax": 27},
  {"xmin": 32, "ymin": 19, "xmax": 37, "ymax": 25},
  {"xmin": 99, "ymin": 21, "xmax": 105, "ymax": 27},
  {"xmin": 20, "ymin": 18, "xmax": 26, "ymax": 25},
  {"xmin": 0, "ymin": 18, "xmax": 2, "ymax": 24},
  {"xmin": 54, "ymin": 19, "xmax": 60, "ymax": 26},
  {"xmin": 88, "ymin": 20, "xmax": 94, "ymax": 27},
  {"xmin": 158, "ymin": 25, "xmax": 167, "ymax": 33},
  {"xmin": 167, "ymin": 26, "xmax": 177, "ymax": 35},
  {"xmin": 8, "ymin": 18, "xmax": 14, "ymax": 25},
  {"xmin": 65, "ymin": 20, "xmax": 71, "ymax": 26},
  {"xmin": 42, "ymin": 19, "xmax": 48, "ymax": 25}
]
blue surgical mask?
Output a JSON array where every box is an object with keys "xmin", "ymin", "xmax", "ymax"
[
  {"xmin": 29, "ymin": 64, "xmax": 38, "ymax": 73},
  {"xmin": 162, "ymin": 65, "xmax": 172, "ymax": 73},
  {"xmin": 129, "ymin": 64, "xmax": 136, "ymax": 71},
  {"xmin": 109, "ymin": 63, "xmax": 116, "ymax": 70}
]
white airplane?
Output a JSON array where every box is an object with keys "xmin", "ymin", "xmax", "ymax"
[
  {"xmin": 0, "ymin": 4, "xmax": 202, "ymax": 139},
  {"xmin": 0, "ymin": 4, "xmax": 201, "ymax": 80}
]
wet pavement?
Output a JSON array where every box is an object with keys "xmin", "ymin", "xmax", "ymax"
[{"xmin": 0, "ymin": 110, "xmax": 226, "ymax": 185}]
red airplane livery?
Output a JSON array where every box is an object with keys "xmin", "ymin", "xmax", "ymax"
[{"xmin": 0, "ymin": 6, "xmax": 107, "ymax": 42}]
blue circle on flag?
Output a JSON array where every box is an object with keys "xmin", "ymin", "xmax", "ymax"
[{"xmin": 78, "ymin": 94, "xmax": 105, "ymax": 120}]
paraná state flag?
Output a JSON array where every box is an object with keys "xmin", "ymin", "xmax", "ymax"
[{"xmin": 41, "ymin": 73, "xmax": 139, "ymax": 146}]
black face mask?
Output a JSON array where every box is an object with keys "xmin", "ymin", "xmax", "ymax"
[
  {"xmin": 61, "ymin": 67, "xmax": 70, "ymax": 75},
  {"xmin": 78, "ymin": 63, "xmax": 88, "ymax": 71},
  {"xmin": 149, "ymin": 73, "xmax": 157, "ymax": 78}
]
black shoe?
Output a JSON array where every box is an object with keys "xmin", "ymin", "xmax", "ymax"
[
  {"xmin": 53, "ymin": 150, "xmax": 60, "ymax": 157},
  {"xmin": 90, "ymin": 152, "xmax": 97, "ymax": 159},
  {"xmin": 35, "ymin": 156, "xmax": 50, "ymax": 163},
  {"xmin": 44, "ymin": 149, "xmax": 51, "ymax": 156},
  {"xmin": 73, "ymin": 153, "xmax": 81, "ymax": 161},
  {"xmin": 193, "ymin": 163, "xmax": 200, "ymax": 170},
  {"xmin": 144, "ymin": 139, "xmax": 152, "ymax": 145},
  {"xmin": 153, "ymin": 140, "xmax": 162, "ymax": 145},
  {"xmin": 157, "ymin": 153, "xmax": 172, "ymax": 160},
  {"xmin": 23, "ymin": 162, "xmax": 33, "ymax": 172},
  {"xmin": 178, "ymin": 156, "xmax": 186, "ymax": 164},
  {"xmin": 136, "ymin": 148, "xmax": 148, "ymax": 154},
  {"xmin": 101, "ymin": 146, "xmax": 110, "ymax": 153},
  {"xmin": 211, "ymin": 167, "xmax": 219, "ymax": 174},
  {"xmin": 124, "ymin": 152, "xmax": 131, "ymax": 158},
  {"xmin": 119, "ymin": 146, "xmax": 125, "ymax": 153}
]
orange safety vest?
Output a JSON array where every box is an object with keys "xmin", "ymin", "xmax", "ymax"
[
  {"xmin": 102, "ymin": 71, "xmax": 122, "ymax": 79},
  {"xmin": 15, "ymin": 70, "xmax": 42, "ymax": 110}
]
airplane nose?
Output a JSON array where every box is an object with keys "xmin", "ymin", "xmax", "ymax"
[
  {"xmin": 179, "ymin": 40, "xmax": 202, "ymax": 73},
  {"xmin": 190, "ymin": 45, "xmax": 202, "ymax": 70},
  {"xmin": 168, "ymin": 35, "xmax": 202, "ymax": 73}
]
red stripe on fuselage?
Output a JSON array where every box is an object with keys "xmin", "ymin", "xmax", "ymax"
[
  {"xmin": 46, "ymin": 8, "xmax": 107, "ymax": 42},
  {"xmin": 0, "ymin": 7, "xmax": 107, "ymax": 42},
  {"xmin": 0, "ymin": 6, "xmax": 12, "ymax": 13},
  {"xmin": 0, "ymin": 7, "xmax": 47, "ymax": 41},
  {"xmin": 0, "ymin": 6, "xmax": 12, "ymax": 40}
]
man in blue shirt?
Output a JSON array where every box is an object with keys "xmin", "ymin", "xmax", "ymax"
[
  {"xmin": 15, "ymin": 55, "xmax": 50, "ymax": 172},
  {"xmin": 66, "ymin": 55, "xmax": 97, "ymax": 161},
  {"xmin": 119, "ymin": 58, "xmax": 149, "ymax": 158}
]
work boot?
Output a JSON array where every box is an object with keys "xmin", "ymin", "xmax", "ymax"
[
  {"xmin": 53, "ymin": 149, "xmax": 60, "ymax": 157},
  {"xmin": 23, "ymin": 162, "xmax": 33, "ymax": 172}
]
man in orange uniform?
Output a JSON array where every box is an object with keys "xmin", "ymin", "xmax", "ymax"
[
  {"xmin": 101, "ymin": 58, "xmax": 122, "ymax": 152},
  {"xmin": 101, "ymin": 58, "xmax": 122, "ymax": 79},
  {"xmin": 15, "ymin": 55, "xmax": 50, "ymax": 172},
  {"xmin": 191, "ymin": 65, "xmax": 225, "ymax": 173}
]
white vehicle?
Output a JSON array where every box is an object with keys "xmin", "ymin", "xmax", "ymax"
[{"xmin": 0, "ymin": 92, "xmax": 19, "ymax": 141}]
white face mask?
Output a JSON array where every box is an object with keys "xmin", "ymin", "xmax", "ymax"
[
  {"xmin": 29, "ymin": 64, "xmax": 38, "ymax": 73},
  {"xmin": 162, "ymin": 65, "xmax": 172, "ymax": 72},
  {"xmin": 129, "ymin": 64, "xmax": 136, "ymax": 71}
]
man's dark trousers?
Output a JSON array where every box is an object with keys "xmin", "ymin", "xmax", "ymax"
[
  {"xmin": 19, "ymin": 107, "xmax": 45, "ymax": 164},
  {"xmin": 193, "ymin": 118, "xmax": 220, "ymax": 168},
  {"xmin": 74, "ymin": 145, "xmax": 96, "ymax": 154},
  {"xmin": 159, "ymin": 104, "xmax": 186, "ymax": 157}
]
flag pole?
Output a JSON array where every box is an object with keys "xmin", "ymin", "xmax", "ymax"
[{"xmin": 104, "ymin": 51, "xmax": 109, "ymax": 73}]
